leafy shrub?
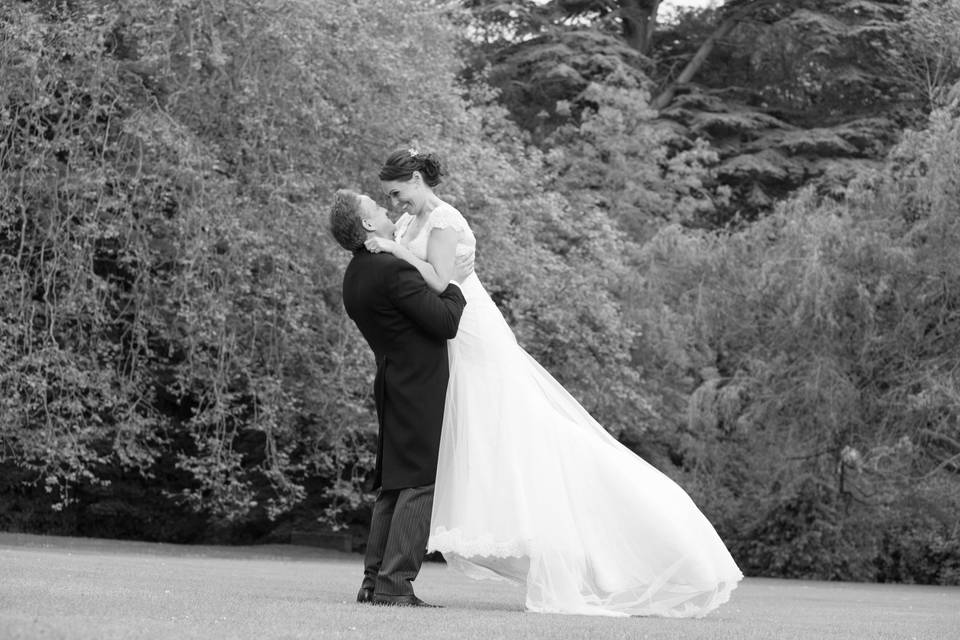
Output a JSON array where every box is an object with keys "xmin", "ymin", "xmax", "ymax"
[
  {"xmin": 0, "ymin": 0, "xmax": 648, "ymax": 540},
  {"xmin": 629, "ymin": 107, "xmax": 960, "ymax": 584}
]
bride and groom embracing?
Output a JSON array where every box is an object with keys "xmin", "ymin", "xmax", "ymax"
[{"xmin": 327, "ymin": 149, "xmax": 743, "ymax": 618}]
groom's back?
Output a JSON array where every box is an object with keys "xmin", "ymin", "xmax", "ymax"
[
  {"xmin": 342, "ymin": 250, "xmax": 448, "ymax": 359},
  {"xmin": 343, "ymin": 251, "xmax": 398, "ymax": 353},
  {"xmin": 341, "ymin": 249, "xmax": 460, "ymax": 490}
]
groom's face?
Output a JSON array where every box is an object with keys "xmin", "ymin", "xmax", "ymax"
[{"xmin": 358, "ymin": 195, "xmax": 396, "ymax": 239}]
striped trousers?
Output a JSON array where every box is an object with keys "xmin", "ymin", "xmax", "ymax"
[{"xmin": 361, "ymin": 483, "xmax": 435, "ymax": 597}]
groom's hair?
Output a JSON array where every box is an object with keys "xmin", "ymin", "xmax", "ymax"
[{"xmin": 329, "ymin": 189, "xmax": 366, "ymax": 252}]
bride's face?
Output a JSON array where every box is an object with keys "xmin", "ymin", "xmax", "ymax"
[{"xmin": 381, "ymin": 174, "xmax": 427, "ymax": 217}]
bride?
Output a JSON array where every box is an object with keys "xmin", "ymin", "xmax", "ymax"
[{"xmin": 364, "ymin": 149, "xmax": 743, "ymax": 618}]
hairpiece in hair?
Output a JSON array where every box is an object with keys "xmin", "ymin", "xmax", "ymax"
[{"xmin": 408, "ymin": 148, "xmax": 419, "ymax": 158}]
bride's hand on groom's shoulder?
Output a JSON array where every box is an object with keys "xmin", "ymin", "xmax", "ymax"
[{"xmin": 365, "ymin": 237, "xmax": 397, "ymax": 255}]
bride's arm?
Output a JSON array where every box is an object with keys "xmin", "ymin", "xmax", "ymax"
[{"xmin": 365, "ymin": 227, "xmax": 458, "ymax": 293}]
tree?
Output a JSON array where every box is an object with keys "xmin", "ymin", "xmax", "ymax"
[
  {"xmin": 554, "ymin": 0, "xmax": 666, "ymax": 55},
  {"xmin": 464, "ymin": 0, "xmax": 922, "ymax": 226},
  {"xmin": 882, "ymin": 0, "xmax": 960, "ymax": 110},
  {"xmin": 0, "ymin": 0, "xmax": 650, "ymax": 540},
  {"xmin": 627, "ymin": 105, "xmax": 960, "ymax": 583},
  {"xmin": 659, "ymin": 1, "xmax": 918, "ymax": 218}
]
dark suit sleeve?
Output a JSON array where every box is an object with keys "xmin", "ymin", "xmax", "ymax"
[{"xmin": 389, "ymin": 263, "xmax": 466, "ymax": 339}]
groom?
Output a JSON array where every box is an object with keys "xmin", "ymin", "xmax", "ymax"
[{"xmin": 328, "ymin": 189, "xmax": 467, "ymax": 608}]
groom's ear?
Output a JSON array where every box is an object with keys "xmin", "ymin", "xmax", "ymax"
[{"xmin": 360, "ymin": 218, "xmax": 376, "ymax": 231}]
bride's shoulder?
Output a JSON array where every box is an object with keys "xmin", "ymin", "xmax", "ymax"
[{"xmin": 429, "ymin": 202, "xmax": 469, "ymax": 230}]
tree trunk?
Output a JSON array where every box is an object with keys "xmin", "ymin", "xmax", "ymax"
[
  {"xmin": 651, "ymin": 14, "xmax": 739, "ymax": 111},
  {"xmin": 620, "ymin": 0, "xmax": 661, "ymax": 55}
]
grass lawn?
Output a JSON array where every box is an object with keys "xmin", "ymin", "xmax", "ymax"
[{"xmin": 0, "ymin": 532, "xmax": 956, "ymax": 639}]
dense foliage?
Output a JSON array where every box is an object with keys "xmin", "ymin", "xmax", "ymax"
[
  {"xmin": 631, "ymin": 109, "xmax": 960, "ymax": 583},
  {"xmin": 1, "ymin": 0, "xmax": 957, "ymax": 584},
  {"xmin": 469, "ymin": 0, "xmax": 960, "ymax": 225},
  {"xmin": 0, "ymin": 0, "xmax": 640, "ymax": 542}
]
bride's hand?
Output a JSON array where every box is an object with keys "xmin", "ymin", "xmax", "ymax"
[
  {"xmin": 365, "ymin": 237, "xmax": 398, "ymax": 255},
  {"xmin": 453, "ymin": 252, "xmax": 474, "ymax": 283}
]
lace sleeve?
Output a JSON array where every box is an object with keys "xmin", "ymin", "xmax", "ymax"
[{"xmin": 426, "ymin": 204, "xmax": 468, "ymax": 235}]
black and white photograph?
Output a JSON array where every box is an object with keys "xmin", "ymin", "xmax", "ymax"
[{"xmin": 1, "ymin": 0, "xmax": 958, "ymax": 638}]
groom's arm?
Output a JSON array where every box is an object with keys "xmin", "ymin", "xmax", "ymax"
[{"xmin": 389, "ymin": 263, "xmax": 466, "ymax": 340}]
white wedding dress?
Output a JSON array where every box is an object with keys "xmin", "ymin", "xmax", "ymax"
[{"xmin": 395, "ymin": 203, "xmax": 743, "ymax": 617}]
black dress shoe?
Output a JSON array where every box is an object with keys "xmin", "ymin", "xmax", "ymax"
[
  {"xmin": 372, "ymin": 594, "xmax": 442, "ymax": 608},
  {"xmin": 357, "ymin": 587, "xmax": 374, "ymax": 604}
]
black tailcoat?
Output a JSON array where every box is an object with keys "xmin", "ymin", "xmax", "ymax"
[{"xmin": 342, "ymin": 250, "xmax": 466, "ymax": 490}]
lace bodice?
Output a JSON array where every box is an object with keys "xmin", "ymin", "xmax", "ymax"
[{"xmin": 394, "ymin": 202, "xmax": 476, "ymax": 262}]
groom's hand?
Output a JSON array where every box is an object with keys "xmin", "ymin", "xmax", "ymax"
[{"xmin": 452, "ymin": 252, "xmax": 474, "ymax": 285}]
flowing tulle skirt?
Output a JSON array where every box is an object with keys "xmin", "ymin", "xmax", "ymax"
[{"xmin": 428, "ymin": 272, "xmax": 743, "ymax": 617}]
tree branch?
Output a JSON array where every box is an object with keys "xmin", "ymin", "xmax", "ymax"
[
  {"xmin": 651, "ymin": 0, "xmax": 784, "ymax": 111},
  {"xmin": 652, "ymin": 14, "xmax": 738, "ymax": 111}
]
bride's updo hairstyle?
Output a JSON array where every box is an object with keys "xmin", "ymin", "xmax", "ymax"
[{"xmin": 379, "ymin": 149, "xmax": 444, "ymax": 187}]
